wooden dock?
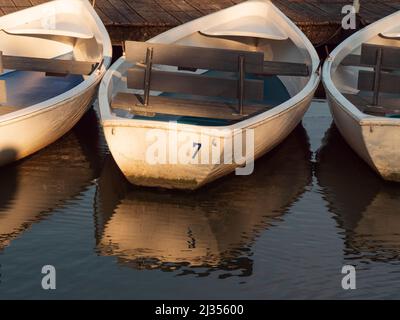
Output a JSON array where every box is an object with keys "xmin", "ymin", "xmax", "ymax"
[{"xmin": 0, "ymin": 0, "xmax": 399, "ymax": 45}]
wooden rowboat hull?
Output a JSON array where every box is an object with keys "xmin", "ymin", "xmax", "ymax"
[
  {"xmin": 323, "ymin": 10, "xmax": 400, "ymax": 182},
  {"xmin": 100, "ymin": 0, "xmax": 320, "ymax": 190},
  {"xmin": 326, "ymin": 90, "xmax": 400, "ymax": 182},
  {"xmin": 0, "ymin": 82, "xmax": 99, "ymax": 166}
]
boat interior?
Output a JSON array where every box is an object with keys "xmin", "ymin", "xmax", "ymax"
[
  {"xmin": 0, "ymin": 11, "xmax": 104, "ymax": 117},
  {"xmin": 111, "ymin": 31, "xmax": 312, "ymax": 126},
  {"xmin": 334, "ymin": 34, "xmax": 400, "ymax": 118}
]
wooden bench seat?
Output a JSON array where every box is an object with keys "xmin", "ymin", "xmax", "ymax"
[
  {"xmin": 0, "ymin": 54, "xmax": 98, "ymax": 75},
  {"xmin": 344, "ymin": 93, "xmax": 400, "ymax": 116},
  {"xmin": 0, "ymin": 51, "xmax": 98, "ymax": 104},
  {"xmin": 341, "ymin": 43, "xmax": 400, "ymax": 116},
  {"xmin": 341, "ymin": 54, "xmax": 361, "ymax": 67},
  {"xmin": 178, "ymin": 60, "xmax": 309, "ymax": 77},
  {"xmin": 341, "ymin": 46, "xmax": 400, "ymax": 72},
  {"xmin": 114, "ymin": 41, "xmax": 308, "ymax": 121},
  {"xmin": 111, "ymin": 92, "xmax": 269, "ymax": 120},
  {"xmin": 258, "ymin": 61, "xmax": 309, "ymax": 77},
  {"xmin": 0, "ymin": 51, "xmax": 98, "ymax": 78}
]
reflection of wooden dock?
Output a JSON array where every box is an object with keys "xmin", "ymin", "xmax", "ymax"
[{"xmin": 1, "ymin": 0, "xmax": 399, "ymax": 44}]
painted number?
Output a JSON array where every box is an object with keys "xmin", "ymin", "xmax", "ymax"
[{"xmin": 192, "ymin": 142, "xmax": 202, "ymax": 159}]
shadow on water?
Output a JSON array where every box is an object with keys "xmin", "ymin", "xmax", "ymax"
[
  {"xmin": 316, "ymin": 125, "xmax": 400, "ymax": 263},
  {"xmin": 0, "ymin": 149, "xmax": 18, "ymax": 211},
  {"xmin": 94, "ymin": 124, "xmax": 313, "ymax": 278},
  {"xmin": 0, "ymin": 108, "xmax": 104, "ymax": 251}
]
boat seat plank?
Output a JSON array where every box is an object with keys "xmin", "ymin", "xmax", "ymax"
[
  {"xmin": 361, "ymin": 43, "xmax": 400, "ymax": 69},
  {"xmin": 128, "ymin": 68, "xmax": 264, "ymax": 101},
  {"xmin": 111, "ymin": 92, "xmax": 270, "ymax": 120},
  {"xmin": 344, "ymin": 93, "xmax": 400, "ymax": 115},
  {"xmin": 358, "ymin": 71, "xmax": 400, "ymax": 94},
  {"xmin": 125, "ymin": 41, "xmax": 265, "ymax": 73},
  {"xmin": 257, "ymin": 61, "xmax": 309, "ymax": 77},
  {"xmin": 341, "ymin": 54, "xmax": 361, "ymax": 67},
  {"xmin": 343, "ymin": 93, "xmax": 371, "ymax": 111},
  {"xmin": 0, "ymin": 54, "xmax": 97, "ymax": 75},
  {"xmin": 342, "ymin": 45, "xmax": 400, "ymax": 71}
]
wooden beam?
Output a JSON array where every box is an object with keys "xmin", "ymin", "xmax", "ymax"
[
  {"xmin": 111, "ymin": 92, "xmax": 270, "ymax": 120},
  {"xmin": 344, "ymin": 93, "xmax": 400, "ymax": 116},
  {"xmin": 128, "ymin": 68, "xmax": 264, "ymax": 101},
  {"xmin": 257, "ymin": 61, "xmax": 310, "ymax": 77},
  {"xmin": 143, "ymin": 47, "xmax": 154, "ymax": 106},
  {"xmin": 358, "ymin": 70, "xmax": 400, "ymax": 95},
  {"xmin": 361, "ymin": 43, "xmax": 400, "ymax": 70},
  {"xmin": 365, "ymin": 105, "xmax": 400, "ymax": 116},
  {"xmin": 237, "ymin": 54, "xmax": 245, "ymax": 115},
  {"xmin": 372, "ymin": 47, "xmax": 383, "ymax": 106},
  {"xmin": 341, "ymin": 54, "xmax": 361, "ymax": 67},
  {"xmin": 343, "ymin": 93, "xmax": 370, "ymax": 112},
  {"xmin": 1, "ymin": 55, "xmax": 98, "ymax": 75},
  {"xmin": 125, "ymin": 41, "xmax": 265, "ymax": 73}
]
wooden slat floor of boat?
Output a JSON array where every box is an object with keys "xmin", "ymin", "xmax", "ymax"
[
  {"xmin": 111, "ymin": 92, "xmax": 270, "ymax": 120},
  {"xmin": 2, "ymin": 1, "xmax": 399, "ymax": 44}
]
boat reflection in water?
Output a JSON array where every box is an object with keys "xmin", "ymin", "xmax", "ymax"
[
  {"xmin": 95, "ymin": 125, "xmax": 312, "ymax": 277},
  {"xmin": 0, "ymin": 110, "xmax": 103, "ymax": 250},
  {"xmin": 316, "ymin": 125, "xmax": 400, "ymax": 262}
]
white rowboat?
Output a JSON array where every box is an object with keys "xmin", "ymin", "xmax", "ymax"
[
  {"xmin": 99, "ymin": 0, "xmax": 320, "ymax": 190},
  {"xmin": 0, "ymin": 0, "xmax": 112, "ymax": 166},
  {"xmin": 323, "ymin": 11, "xmax": 400, "ymax": 182}
]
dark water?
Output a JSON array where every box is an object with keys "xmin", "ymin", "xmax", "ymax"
[{"xmin": 0, "ymin": 101, "xmax": 399, "ymax": 299}]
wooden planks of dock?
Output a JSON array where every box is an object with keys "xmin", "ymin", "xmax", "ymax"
[{"xmin": 0, "ymin": 0, "xmax": 399, "ymax": 44}]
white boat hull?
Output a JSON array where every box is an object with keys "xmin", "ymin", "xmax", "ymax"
[
  {"xmin": 326, "ymin": 91, "xmax": 400, "ymax": 182},
  {"xmin": 323, "ymin": 10, "xmax": 400, "ymax": 182},
  {"xmin": 100, "ymin": 0, "xmax": 320, "ymax": 190},
  {"xmin": 0, "ymin": 81, "xmax": 99, "ymax": 166}
]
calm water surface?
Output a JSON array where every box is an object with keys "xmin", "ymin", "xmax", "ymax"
[{"xmin": 0, "ymin": 101, "xmax": 399, "ymax": 299}]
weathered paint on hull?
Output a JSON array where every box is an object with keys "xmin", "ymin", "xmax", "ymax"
[
  {"xmin": 104, "ymin": 94, "xmax": 314, "ymax": 190},
  {"xmin": 0, "ymin": 82, "xmax": 99, "ymax": 166},
  {"xmin": 327, "ymin": 91, "xmax": 400, "ymax": 182}
]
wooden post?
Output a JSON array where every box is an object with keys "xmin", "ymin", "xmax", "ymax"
[
  {"xmin": 121, "ymin": 41, "xmax": 126, "ymax": 56},
  {"xmin": 0, "ymin": 51, "xmax": 6, "ymax": 104},
  {"xmin": 143, "ymin": 47, "xmax": 153, "ymax": 106},
  {"xmin": 372, "ymin": 47, "xmax": 383, "ymax": 106},
  {"xmin": 238, "ymin": 54, "xmax": 245, "ymax": 115}
]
